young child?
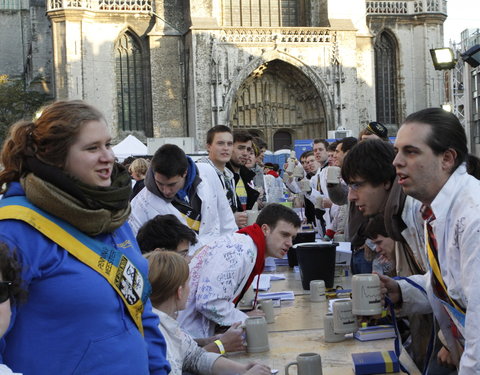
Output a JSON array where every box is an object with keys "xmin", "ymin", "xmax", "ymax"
[
  {"xmin": 0, "ymin": 243, "xmax": 25, "ymax": 375},
  {"xmin": 146, "ymin": 250, "xmax": 271, "ymax": 375}
]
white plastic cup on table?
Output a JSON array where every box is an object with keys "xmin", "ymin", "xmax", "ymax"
[
  {"xmin": 351, "ymin": 273, "xmax": 382, "ymax": 316},
  {"xmin": 285, "ymin": 353, "xmax": 323, "ymax": 375},
  {"xmin": 258, "ymin": 299, "xmax": 275, "ymax": 324},
  {"xmin": 323, "ymin": 313, "xmax": 346, "ymax": 343},
  {"xmin": 244, "ymin": 316, "xmax": 270, "ymax": 353},
  {"xmin": 332, "ymin": 299, "xmax": 356, "ymax": 334},
  {"xmin": 309, "ymin": 280, "xmax": 326, "ymax": 302}
]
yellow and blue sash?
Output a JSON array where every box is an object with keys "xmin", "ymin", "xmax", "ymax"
[
  {"xmin": 0, "ymin": 196, "xmax": 151, "ymax": 335},
  {"xmin": 426, "ymin": 237, "xmax": 466, "ymax": 328}
]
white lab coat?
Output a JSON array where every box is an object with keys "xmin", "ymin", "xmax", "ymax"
[
  {"xmin": 397, "ymin": 164, "xmax": 480, "ymax": 374},
  {"xmin": 177, "ymin": 233, "xmax": 257, "ymax": 338},
  {"xmin": 129, "ymin": 162, "xmax": 237, "ymax": 253}
]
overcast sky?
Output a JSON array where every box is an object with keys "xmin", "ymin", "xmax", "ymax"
[{"xmin": 444, "ymin": 0, "xmax": 480, "ymax": 44}]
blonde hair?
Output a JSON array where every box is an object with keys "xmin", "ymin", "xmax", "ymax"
[
  {"xmin": 145, "ymin": 250, "xmax": 189, "ymax": 306},
  {"xmin": 128, "ymin": 158, "xmax": 149, "ymax": 178},
  {"xmin": 0, "ymin": 100, "xmax": 105, "ymax": 189}
]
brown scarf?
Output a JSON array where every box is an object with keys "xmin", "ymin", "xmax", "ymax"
[{"xmin": 20, "ymin": 171, "xmax": 131, "ymax": 236}]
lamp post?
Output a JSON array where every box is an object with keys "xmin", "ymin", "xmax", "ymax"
[
  {"xmin": 460, "ymin": 44, "xmax": 480, "ymax": 152},
  {"xmin": 429, "ymin": 48, "xmax": 456, "ymax": 112}
]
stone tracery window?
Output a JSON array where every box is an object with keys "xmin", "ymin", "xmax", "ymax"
[
  {"xmin": 223, "ymin": 0, "xmax": 300, "ymax": 26},
  {"xmin": 115, "ymin": 31, "xmax": 146, "ymax": 133},
  {"xmin": 374, "ymin": 31, "xmax": 398, "ymax": 126}
]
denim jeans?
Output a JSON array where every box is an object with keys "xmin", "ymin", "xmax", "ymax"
[{"xmin": 351, "ymin": 248, "xmax": 372, "ymax": 275}]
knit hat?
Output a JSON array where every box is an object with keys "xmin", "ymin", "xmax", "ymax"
[{"xmin": 366, "ymin": 121, "xmax": 388, "ymax": 139}]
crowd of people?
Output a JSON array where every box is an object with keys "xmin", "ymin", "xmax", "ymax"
[{"xmin": 0, "ymin": 99, "xmax": 478, "ymax": 375}]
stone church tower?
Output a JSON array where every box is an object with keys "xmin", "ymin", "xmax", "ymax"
[{"xmin": 0, "ymin": 0, "xmax": 447, "ymax": 150}]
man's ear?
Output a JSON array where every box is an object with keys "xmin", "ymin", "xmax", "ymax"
[
  {"xmin": 442, "ymin": 148, "xmax": 457, "ymax": 173},
  {"xmin": 261, "ymin": 223, "xmax": 270, "ymax": 236},
  {"xmin": 384, "ymin": 180, "xmax": 392, "ymax": 191}
]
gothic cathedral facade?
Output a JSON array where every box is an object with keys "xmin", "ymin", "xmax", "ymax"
[{"xmin": 0, "ymin": 0, "xmax": 447, "ymax": 149}]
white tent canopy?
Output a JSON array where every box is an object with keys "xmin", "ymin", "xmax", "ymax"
[{"xmin": 113, "ymin": 135, "xmax": 148, "ymax": 161}]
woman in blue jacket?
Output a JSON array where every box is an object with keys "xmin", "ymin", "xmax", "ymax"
[{"xmin": 0, "ymin": 100, "xmax": 170, "ymax": 375}]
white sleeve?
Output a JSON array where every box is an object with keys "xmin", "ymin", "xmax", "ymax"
[
  {"xmin": 305, "ymin": 187, "xmax": 323, "ymax": 205},
  {"xmin": 285, "ymin": 177, "xmax": 301, "ymax": 194},
  {"xmin": 128, "ymin": 190, "xmax": 150, "ymax": 235},
  {"xmin": 181, "ymin": 330, "xmax": 220, "ymax": 374},
  {"xmin": 396, "ymin": 274, "xmax": 432, "ymax": 316},
  {"xmin": 457, "ymin": 216, "xmax": 480, "ymax": 374},
  {"xmin": 199, "ymin": 163, "xmax": 238, "ymax": 235},
  {"xmin": 214, "ymin": 177, "xmax": 238, "ymax": 235},
  {"xmin": 305, "ymin": 173, "xmax": 327, "ymax": 205},
  {"xmin": 194, "ymin": 246, "xmax": 251, "ymax": 327}
]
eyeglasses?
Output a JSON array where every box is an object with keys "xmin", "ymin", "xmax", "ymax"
[
  {"xmin": 177, "ymin": 249, "xmax": 190, "ymax": 258},
  {"xmin": 0, "ymin": 281, "xmax": 13, "ymax": 303},
  {"xmin": 348, "ymin": 181, "xmax": 367, "ymax": 191}
]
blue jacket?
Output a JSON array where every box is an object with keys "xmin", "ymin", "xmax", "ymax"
[{"xmin": 0, "ymin": 183, "xmax": 170, "ymax": 375}]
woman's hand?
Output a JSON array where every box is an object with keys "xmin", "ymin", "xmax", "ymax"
[{"xmin": 218, "ymin": 322, "xmax": 246, "ymax": 353}]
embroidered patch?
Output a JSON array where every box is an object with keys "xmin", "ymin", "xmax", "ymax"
[{"xmin": 116, "ymin": 256, "xmax": 143, "ymax": 305}]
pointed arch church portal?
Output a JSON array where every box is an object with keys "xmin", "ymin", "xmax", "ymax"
[{"xmin": 230, "ymin": 59, "xmax": 327, "ymax": 150}]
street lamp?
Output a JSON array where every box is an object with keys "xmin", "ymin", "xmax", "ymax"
[
  {"xmin": 430, "ymin": 48, "xmax": 456, "ymax": 70},
  {"xmin": 461, "ymin": 44, "xmax": 480, "ymax": 68},
  {"xmin": 441, "ymin": 103, "xmax": 452, "ymax": 112}
]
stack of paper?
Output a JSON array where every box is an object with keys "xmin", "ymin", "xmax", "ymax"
[
  {"xmin": 274, "ymin": 253, "xmax": 289, "ymax": 266},
  {"xmin": 264, "ymin": 256, "xmax": 277, "ymax": 271},
  {"xmin": 258, "ymin": 291, "xmax": 295, "ymax": 301},
  {"xmin": 252, "ymin": 274, "xmax": 271, "ymax": 291},
  {"xmin": 353, "ymin": 325, "xmax": 396, "ymax": 342}
]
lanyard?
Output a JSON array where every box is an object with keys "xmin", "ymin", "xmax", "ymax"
[
  {"xmin": 425, "ymin": 233, "xmax": 466, "ymax": 316},
  {"xmin": 392, "ymin": 276, "xmax": 434, "ymax": 375}
]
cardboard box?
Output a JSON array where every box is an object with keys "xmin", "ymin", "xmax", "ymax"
[{"xmin": 352, "ymin": 351, "xmax": 399, "ymax": 375}]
